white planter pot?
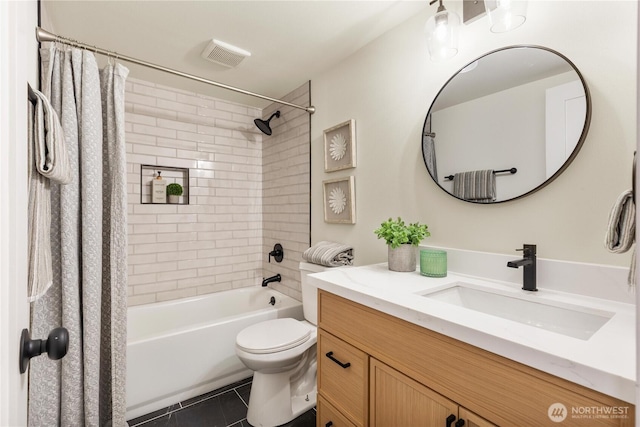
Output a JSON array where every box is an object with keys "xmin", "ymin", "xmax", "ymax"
[
  {"xmin": 388, "ymin": 244, "xmax": 417, "ymax": 272},
  {"xmin": 168, "ymin": 195, "xmax": 180, "ymax": 204}
]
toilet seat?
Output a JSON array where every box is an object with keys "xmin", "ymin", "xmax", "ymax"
[{"xmin": 236, "ymin": 318, "xmax": 311, "ymax": 354}]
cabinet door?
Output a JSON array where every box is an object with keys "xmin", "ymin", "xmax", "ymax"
[
  {"xmin": 459, "ymin": 407, "xmax": 497, "ymax": 427},
  {"xmin": 317, "ymin": 395, "xmax": 357, "ymax": 427},
  {"xmin": 318, "ymin": 330, "xmax": 369, "ymax": 427},
  {"xmin": 370, "ymin": 358, "xmax": 459, "ymax": 427}
]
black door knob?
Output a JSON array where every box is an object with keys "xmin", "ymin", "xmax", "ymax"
[{"xmin": 20, "ymin": 327, "xmax": 69, "ymax": 374}]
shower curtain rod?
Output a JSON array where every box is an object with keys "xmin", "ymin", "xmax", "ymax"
[{"xmin": 35, "ymin": 27, "xmax": 316, "ymax": 114}]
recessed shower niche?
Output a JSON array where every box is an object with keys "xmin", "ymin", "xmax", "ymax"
[{"xmin": 140, "ymin": 164, "xmax": 190, "ymax": 205}]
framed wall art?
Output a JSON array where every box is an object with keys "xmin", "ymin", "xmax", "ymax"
[
  {"xmin": 323, "ymin": 176, "xmax": 355, "ymax": 224},
  {"xmin": 323, "ymin": 119, "xmax": 356, "ymax": 172}
]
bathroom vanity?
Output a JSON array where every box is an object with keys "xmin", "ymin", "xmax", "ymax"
[{"xmin": 310, "ymin": 264, "xmax": 635, "ymax": 426}]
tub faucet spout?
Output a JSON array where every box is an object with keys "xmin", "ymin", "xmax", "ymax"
[
  {"xmin": 262, "ymin": 274, "xmax": 281, "ymax": 287},
  {"xmin": 507, "ymin": 244, "xmax": 537, "ymax": 291}
]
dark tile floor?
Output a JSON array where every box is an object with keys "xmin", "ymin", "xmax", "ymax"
[{"xmin": 128, "ymin": 377, "xmax": 316, "ymax": 427}]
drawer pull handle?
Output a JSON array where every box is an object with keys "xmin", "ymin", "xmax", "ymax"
[
  {"xmin": 325, "ymin": 351, "xmax": 351, "ymax": 369},
  {"xmin": 446, "ymin": 414, "xmax": 456, "ymax": 427},
  {"xmin": 455, "ymin": 420, "xmax": 465, "ymax": 427},
  {"xmin": 325, "ymin": 422, "xmax": 333, "ymax": 427}
]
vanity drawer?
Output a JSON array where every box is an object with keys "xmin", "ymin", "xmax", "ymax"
[
  {"xmin": 318, "ymin": 329, "xmax": 368, "ymax": 427},
  {"xmin": 317, "ymin": 394, "xmax": 357, "ymax": 427}
]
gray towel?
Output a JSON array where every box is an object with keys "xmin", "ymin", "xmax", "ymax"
[
  {"xmin": 27, "ymin": 85, "xmax": 71, "ymax": 302},
  {"xmin": 302, "ymin": 241, "xmax": 354, "ymax": 267},
  {"xmin": 604, "ymin": 189, "xmax": 635, "ymax": 286},
  {"xmin": 452, "ymin": 170, "xmax": 496, "ymax": 202},
  {"xmin": 422, "ymin": 135, "xmax": 438, "ymax": 180}
]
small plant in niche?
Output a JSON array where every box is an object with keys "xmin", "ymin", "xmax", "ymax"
[
  {"xmin": 166, "ymin": 183, "xmax": 183, "ymax": 204},
  {"xmin": 374, "ymin": 217, "xmax": 430, "ymax": 248}
]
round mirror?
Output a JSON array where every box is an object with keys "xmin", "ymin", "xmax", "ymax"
[{"xmin": 422, "ymin": 45, "xmax": 591, "ymax": 203}]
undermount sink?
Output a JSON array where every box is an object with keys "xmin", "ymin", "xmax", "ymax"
[{"xmin": 420, "ymin": 283, "xmax": 614, "ymax": 340}]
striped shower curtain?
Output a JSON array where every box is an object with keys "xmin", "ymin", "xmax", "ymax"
[{"xmin": 28, "ymin": 47, "xmax": 129, "ymax": 427}]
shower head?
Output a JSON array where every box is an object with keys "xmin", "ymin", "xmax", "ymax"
[{"xmin": 254, "ymin": 111, "xmax": 281, "ymax": 136}]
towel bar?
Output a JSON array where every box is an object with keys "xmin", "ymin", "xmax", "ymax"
[{"xmin": 444, "ymin": 167, "xmax": 517, "ymax": 181}]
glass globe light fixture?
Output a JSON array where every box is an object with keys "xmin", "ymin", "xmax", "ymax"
[
  {"xmin": 425, "ymin": 0, "xmax": 460, "ymax": 62},
  {"xmin": 484, "ymin": 0, "xmax": 527, "ymax": 33}
]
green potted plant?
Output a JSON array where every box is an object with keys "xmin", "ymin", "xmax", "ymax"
[
  {"xmin": 374, "ymin": 217, "xmax": 430, "ymax": 272},
  {"xmin": 166, "ymin": 183, "xmax": 183, "ymax": 204}
]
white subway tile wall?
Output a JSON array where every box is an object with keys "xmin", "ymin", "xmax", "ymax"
[
  {"xmin": 261, "ymin": 83, "xmax": 312, "ymax": 301},
  {"xmin": 125, "ymin": 78, "xmax": 310, "ymax": 306}
]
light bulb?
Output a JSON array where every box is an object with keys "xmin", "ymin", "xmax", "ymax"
[
  {"xmin": 484, "ymin": 0, "xmax": 527, "ymax": 33},
  {"xmin": 425, "ymin": 6, "xmax": 460, "ymax": 62},
  {"xmin": 435, "ymin": 21, "xmax": 448, "ymax": 41}
]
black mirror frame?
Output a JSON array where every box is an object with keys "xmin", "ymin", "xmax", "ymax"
[{"xmin": 422, "ymin": 45, "xmax": 592, "ymax": 204}]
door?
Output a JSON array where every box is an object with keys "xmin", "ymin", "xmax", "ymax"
[
  {"xmin": 636, "ymin": 1, "xmax": 640, "ymax": 414},
  {"xmin": 370, "ymin": 358, "xmax": 459, "ymax": 427},
  {"xmin": 458, "ymin": 407, "xmax": 497, "ymax": 427},
  {"xmin": 545, "ymin": 80, "xmax": 587, "ymax": 178},
  {"xmin": 0, "ymin": 1, "xmax": 38, "ymax": 425}
]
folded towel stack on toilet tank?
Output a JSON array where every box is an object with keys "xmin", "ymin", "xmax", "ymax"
[{"xmin": 302, "ymin": 241, "xmax": 353, "ymax": 267}]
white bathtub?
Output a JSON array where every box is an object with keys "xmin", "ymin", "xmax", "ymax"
[{"xmin": 126, "ymin": 287, "xmax": 303, "ymax": 420}]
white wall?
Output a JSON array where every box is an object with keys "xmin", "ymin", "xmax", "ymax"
[{"xmin": 311, "ymin": 1, "xmax": 637, "ymax": 267}]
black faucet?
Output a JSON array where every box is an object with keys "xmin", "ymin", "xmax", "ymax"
[
  {"xmin": 507, "ymin": 244, "xmax": 537, "ymax": 291},
  {"xmin": 262, "ymin": 274, "xmax": 281, "ymax": 287}
]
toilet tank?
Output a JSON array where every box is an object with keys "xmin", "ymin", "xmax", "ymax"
[{"xmin": 299, "ymin": 262, "xmax": 329, "ymax": 325}]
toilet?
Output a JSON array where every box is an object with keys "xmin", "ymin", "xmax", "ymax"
[{"xmin": 235, "ymin": 262, "xmax": 327, "ymax": 427}]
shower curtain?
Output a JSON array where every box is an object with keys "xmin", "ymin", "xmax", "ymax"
[{"xmin": 28, "ymin": 47, "xmax": 129, "ymax": 427}]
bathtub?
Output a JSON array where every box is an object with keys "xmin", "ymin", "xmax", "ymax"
[{"xmin": 126, "ymin": 287, "xmax": 303, "ymax": 420}]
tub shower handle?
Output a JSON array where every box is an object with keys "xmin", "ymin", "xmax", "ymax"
[
  {"xmin": 268, "ymin": 243, "xmax": 284, "ymax": 263},
  {"xmin": 325, "ymin": 351, "xmax": 351, "ymax": 369}
]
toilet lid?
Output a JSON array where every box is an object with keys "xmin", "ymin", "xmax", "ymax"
[{"xmin": 236, "ymin": 318, "xmax": 311, "ymax": 354}]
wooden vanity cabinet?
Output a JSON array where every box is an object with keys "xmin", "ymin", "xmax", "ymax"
[
  {"xmin": 317, "ymin": 395, "xmax": 357, "ymax": 427},
  {"xmin": 370, "ymin": 357, "xmax": 494, "ymax": 427},
  {"xmin": 317, "ymin": 329, "xmax": 369, "ymax": 427},
  {"xmin": 317, "ymin": 290, "xmax": 635, "ymax": 427}
]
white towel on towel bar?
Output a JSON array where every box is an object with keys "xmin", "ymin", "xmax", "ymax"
[
  {"xmin": 302, "ymin": 241, "xmax": 354, "ymax": 267},
  {"xmin": 605, "ymin": 189, "xmax": 635, "ymax": 286},
  {"xmin": 27, "ymin": 85, "xmax": 72, "ymax": 302}
]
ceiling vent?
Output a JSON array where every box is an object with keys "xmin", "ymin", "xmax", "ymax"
[{"xmin": 201, "ymin": 39, "xmax": 251, "ymax": 68}]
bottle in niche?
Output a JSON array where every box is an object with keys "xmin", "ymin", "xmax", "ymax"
[{"xmin": 151, "ymin": 171, "xmax": 167, "ymax": 203}]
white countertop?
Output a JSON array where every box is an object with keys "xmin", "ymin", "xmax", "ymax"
[{"xmin": 308, "ymin": 263, "xmax": 635, "ymax": 404}]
